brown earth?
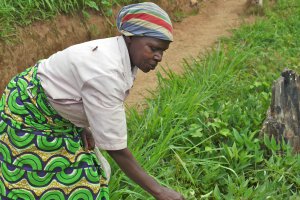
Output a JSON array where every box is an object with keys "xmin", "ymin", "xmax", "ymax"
[{"xmin": 0, "ymin": 0, "xmax": 256, "ymax": 108}]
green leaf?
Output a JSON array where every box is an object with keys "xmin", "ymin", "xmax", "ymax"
[
  {"xmin": 191, "ymin": 128, "xmax": 203, "ymax": 138},
  {"xmin": 213, "ymin": 185, "xmax": 222, "ymax": 200},
  {"xmin": 82, "ymin": 10, "xmax": 90, "ymax": 19},
  {"xmin": 224, "ymin": 145, "xmax": 233, "ymax": 159},
  {"xmin": 233, "ymin": 128, "xmax": 244, "ymax": 144},
  {"xmin": 171, "ymin": 148, "xmax": 195, "ymax": 185},
  {"xmin": 200, "ymin": 190, "xmax": 213, "ymax": 199},
  {"xmin": 232, "ymin": 142, "xmax": 239, "ymax": 159},
  {"xmin": 86, "ymin": 0, "xmax": 99, "ymax": 10},
  {"xmin": 220, "ymin": 128, "xmax": 231, "ymax": 137},
  {"xmin": 205, "ymin": 146, "xmax": 212, "ymax": 152}
]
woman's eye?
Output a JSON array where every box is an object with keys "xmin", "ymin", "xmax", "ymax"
[{"xmin": 150, "ymin": 47, "xmax": 158, "ymax": 52}]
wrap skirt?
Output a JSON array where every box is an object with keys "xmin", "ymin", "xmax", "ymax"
[{"xmin": 0, "ymin": 64, "xmax": 109, "ymax": 200}]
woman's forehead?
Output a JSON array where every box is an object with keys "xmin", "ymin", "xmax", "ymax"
[{"xmin": 137, "ymin": 36, "xmax": 170, "ymax": 47}]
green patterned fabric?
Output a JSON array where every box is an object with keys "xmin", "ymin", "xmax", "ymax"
[{"xmin": 0, "ymin": 64, "xmax": 109, "ymax": 199}]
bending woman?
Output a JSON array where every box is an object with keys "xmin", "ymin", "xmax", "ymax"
[{"xmin": 0, "ymin": 2, "xmax": 185, "ymax": 200}]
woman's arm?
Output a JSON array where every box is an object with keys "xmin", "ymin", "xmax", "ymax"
[
  {"xmin": 107, "ymin": 148, "xmax": 185, "ymax": 200},
  {"xmin": 80, "ymin": 128, "xmax": 184, "ymax": 199}
]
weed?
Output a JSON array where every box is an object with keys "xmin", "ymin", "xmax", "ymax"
[{"xmin": 107, "ymin": 0, "xmax": 300, "ymax": 198}]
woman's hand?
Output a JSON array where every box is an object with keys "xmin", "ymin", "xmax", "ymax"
[
  {"xmin": 80, "ymin": 128, "xmax": 95, "ymax": 151},
  {"xmin": 154, "ymin": 186, "xmax": 185, "ymax": 200},
  {"xmin": 107, "ymin": 148, "xmax": 185, "ymax": 200}
]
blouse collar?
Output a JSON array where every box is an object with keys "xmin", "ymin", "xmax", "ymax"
[{"xmin": 117, "ymin": 36, "xmax": 138, "ymax": 89}]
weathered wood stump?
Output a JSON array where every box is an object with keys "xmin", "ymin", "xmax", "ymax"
[{"xmin": 261, "ymin": 69, "xmax": 300, "ymax": 153}]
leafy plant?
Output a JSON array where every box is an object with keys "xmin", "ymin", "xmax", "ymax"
[{"xmin": 107, "ymin": 0, "xmax": 300, "ymax": 198}]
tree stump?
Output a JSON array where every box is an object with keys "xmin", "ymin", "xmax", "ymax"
[{"xmin": 261, "ymin": 69, "xmax": 300, "ymax": 153}]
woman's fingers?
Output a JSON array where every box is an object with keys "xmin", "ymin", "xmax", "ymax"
[
  {"xmin": 81, "ymin": 131, "xmax": 89, "ymax": 151},
  {"xmin": 86, "ymin": 130, "xmax": 95, "ymax": 150},
  {"xmin": 81, "ymin": 128, "xmax": 95, "ymax": 151}
]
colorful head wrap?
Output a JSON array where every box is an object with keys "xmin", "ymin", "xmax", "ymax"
[{"xmin": 117, "ymin": 2, "xmax": 173, "ymax": 42}]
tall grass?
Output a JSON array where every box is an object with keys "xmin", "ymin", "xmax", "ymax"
[
  {"xmin": 0, "ymin": 0, "xmax": 139, "ymax": 41},
  {"xmin": 108, "ymin": 0, "xmax": 300, "ymax": 199}
]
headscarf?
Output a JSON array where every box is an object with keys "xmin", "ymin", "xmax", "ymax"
[{"xmin": 116, "ymin": 2, "xmax": 173, "ymax": 42}]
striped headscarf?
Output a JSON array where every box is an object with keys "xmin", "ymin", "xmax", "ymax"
[{"xmin": 117, "ymin": 2, "xmax": 173, "ymax": 42}]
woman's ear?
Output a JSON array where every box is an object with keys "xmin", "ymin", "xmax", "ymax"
[{"xmin": 123, "ymin": 36, "xmax": 132, "ymax": 46}]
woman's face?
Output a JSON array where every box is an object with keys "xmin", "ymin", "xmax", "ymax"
[{"xmin": 125, "ymin": 36, "xmax": 170, "ymax": 73}]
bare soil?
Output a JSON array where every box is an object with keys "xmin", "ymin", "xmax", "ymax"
[{"xmin": 0, "ymin": 0, "xmax": 255, "ymax": 108}]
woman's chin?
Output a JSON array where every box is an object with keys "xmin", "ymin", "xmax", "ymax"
[{"xmin": 138, "ymin": 66, "xmax": 151, "ymax": 73}]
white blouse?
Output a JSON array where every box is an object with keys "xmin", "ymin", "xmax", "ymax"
[{"xmin": 37, "ymin": 36, "xmax": 138, "ymax": 150}]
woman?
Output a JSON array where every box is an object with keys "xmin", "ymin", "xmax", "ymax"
[{"xmin": 0, "ymin": 2, "xmax": 185, "ymax": 200}]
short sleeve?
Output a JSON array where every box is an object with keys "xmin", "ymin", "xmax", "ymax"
[{"xmin": 81, "ymin": 75, "xmax": 127, "ymax": 150}]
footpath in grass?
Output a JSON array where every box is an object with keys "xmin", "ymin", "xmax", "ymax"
[{"xmin": 108, "ymin": 0, "xmax": 300, "ymax": 199}]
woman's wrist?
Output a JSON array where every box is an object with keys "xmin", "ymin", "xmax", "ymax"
[
  {"xmin": 148, "ymin": 182, "xmax": 163, "ymax": 198},
  {"xmin": 152, "ymin": 186, "xmax": 186, "ymax": 200},
  {"xmin": 108, "ymin": 149, "xmax": 162, "ymax": 197}
]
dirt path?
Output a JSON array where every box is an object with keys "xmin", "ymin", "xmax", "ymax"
[{"xmin": 125, "ymin": 0, "xmax": 254, "ymax": 108}]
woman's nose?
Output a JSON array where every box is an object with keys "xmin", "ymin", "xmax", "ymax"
[{"xmin": 154, "ymin": 51, "xmax": 163, "ymax": 62}]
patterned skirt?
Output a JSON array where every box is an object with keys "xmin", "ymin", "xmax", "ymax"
[{"xmin": 0, "ymin": 64, "xmax": 109, "ymax": 200}]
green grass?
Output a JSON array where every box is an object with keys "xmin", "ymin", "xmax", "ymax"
[
  {"xmin": 107, "ymin": 0, "xmax": 300, "ymax": 199},
  {"xmin": 0, "ymin": 0, "xmax": 140, "ymax": 42}
]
